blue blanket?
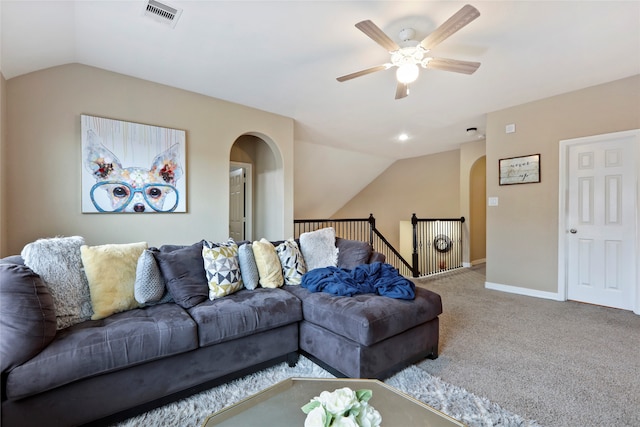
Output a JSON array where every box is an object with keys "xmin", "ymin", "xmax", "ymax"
[{"xmin": 301, "ymin": 262, "xmax": 415, "ymax": 300}]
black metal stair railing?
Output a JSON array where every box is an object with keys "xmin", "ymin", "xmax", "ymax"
[
  {"xmin": 411, "ymin": 214, "xmax": 465, "ymax": 276},
  {"xmin": 294, "ymin": 213, "xmax": 465, "ymax": 277}
]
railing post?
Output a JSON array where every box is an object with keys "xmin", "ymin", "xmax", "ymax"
[
  {"xmin": 368, "ymin": 214, "xmax": 375, "ymax": 246},
  {"xmin": 460, "ymin": 217, "xmax": 465, "ymax": 269},
  {"xmin": 411, "ymin": 213, "xmax": 419, "ymax": 277}
]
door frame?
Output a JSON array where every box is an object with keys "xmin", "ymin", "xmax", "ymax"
[
  {"xmin": 230, "ymin": 161, "xmax": 253, "ymax": 241},
  {"xmin": 557, "ymin": 129, "xmax": 640, "ymax": 314}
]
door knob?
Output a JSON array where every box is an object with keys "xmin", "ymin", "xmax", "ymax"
[{"xmin": 570, "ymin": 229, "xmax": 577, "ymax": 234}]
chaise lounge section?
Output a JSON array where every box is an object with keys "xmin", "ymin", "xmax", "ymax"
[{"xmin": 287, "ymin": 285, "xmax": 442, "ymax": 379}]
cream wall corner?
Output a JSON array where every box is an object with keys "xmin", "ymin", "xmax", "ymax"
[
  {"xmin": 486, "ymin": 75, "xmax": 640, "ymax": 295},
  {"xmin": 333, "ymin": 149, "xmax": 461, "ymax": 249},
  {"xmin": 3, "ymin": 64, "xmax": 294, "ymax": 255},
  {"xmin": 460, "ymin": 139, "xmax": 486, "ymax": 266},
  {"xmin": 0, "ymin": 72, "xmax": 6, "ymax": 256},
  {"xmin": 293, "ymin": 141, "xmax": 394, "ymax": 220}
]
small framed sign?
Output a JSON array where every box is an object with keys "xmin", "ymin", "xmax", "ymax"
[{"xmin": 499, "ymin": 154, "xmax": 540, "ymax": 185}]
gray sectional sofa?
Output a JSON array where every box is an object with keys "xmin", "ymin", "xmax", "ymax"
[{"xmin": 0, "ymin": 236, "xmax": 442, "ymax": 427}]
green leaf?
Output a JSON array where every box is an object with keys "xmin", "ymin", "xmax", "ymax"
[
  {"xmin": 356, "ymin": 389, "xmax": 373, "ymax": 402},
  {"xmin": 325, "ymin": 412, "xmax": 333, "ymax": 427},
  {"xmin": 301, "ymin": 400, "xmax": 321, "ymax": 414}
]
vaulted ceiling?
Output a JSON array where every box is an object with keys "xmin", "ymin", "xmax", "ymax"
[{"xmin": 2, "ymin": 1, "xmax": 639, "ymax": 159}]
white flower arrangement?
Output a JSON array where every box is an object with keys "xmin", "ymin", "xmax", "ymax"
[{"xmin": 301, "ymin": 387, "xmax": 382, "ymax": 427}]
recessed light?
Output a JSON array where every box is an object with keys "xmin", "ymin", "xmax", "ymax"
[{"xmin": 398, "ymin": 133, "xmax": 409, "ymax": 142}]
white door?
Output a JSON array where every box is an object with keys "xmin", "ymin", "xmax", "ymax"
[
  {"xmin": 565, "ymin": 131, "xmax": 638, "ymax": 310},
  {"xmin": 229, "ymin": 168, "xmax": 245, "ymax": 241}
]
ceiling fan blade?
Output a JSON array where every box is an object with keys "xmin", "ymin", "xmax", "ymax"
[
  {"xmin": 427, "ymin": 57, "xmax": 480, "ymax": 74},
  {"xmin": 336, "ymin": 65, "xmax": 388, "ymax": 82},
  {"xmin": 395, "ymin": 82, "xmax": 409, "ymax": 99},
  {"xmin": 420, "ymin": 4, "xmax": 480, "ymax": 51},
  {"xmin": 355, "ymin": 20, "xmax": 400, "ymax": 52}
]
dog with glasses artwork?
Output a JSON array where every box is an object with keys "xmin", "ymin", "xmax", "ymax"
[{"xmin": 83, "ymin": 129, "xmax": 184, "ymax": 213}]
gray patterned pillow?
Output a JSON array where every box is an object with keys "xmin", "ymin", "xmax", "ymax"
[
  {"xmin": 237, "ymin": 243, "xmax": 259, "ymax": 290},
  {"xmin": 276, "ymin": 239, "xmax": 307, "ymax": 285},
  {"xmin": 134, "ymin": 249, "xmax": 172, "ymax": 305},
  {"xmin": 21, "ymin": 236, "xmax": 93, "ymax": 329}
]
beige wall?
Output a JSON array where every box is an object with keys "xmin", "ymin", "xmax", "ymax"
[
  {"xmin": 469, "ymin": 155, "xmax": 486, "ymax": 263},
  {"xmin": 333, "ymin": 149, "xmax": 460, "ymax": 249},
  {"xmin": 459, "ymin": 139, "xmax": 486, "ymax": 265},
  {"xmin": 0, "ymin": 72, "xmax": 6, "ymax": 255},
  {"xmin": 3, "ymin": 64, "xmax": 294, "ymax": 255},
  {"xmin": 293, "ymin": 141, "xmax": 394, "ymax": 219},
  {"xmin": 486, "ymin": 75, "xmax": 640, "ymax": 295}
]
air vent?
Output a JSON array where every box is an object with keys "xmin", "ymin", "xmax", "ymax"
[{"xmin": 143, "ymin": 0, "xmax": 183, "ymax": 28}]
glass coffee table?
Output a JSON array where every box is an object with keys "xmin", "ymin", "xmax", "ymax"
[{"xmin": 202, "ymin": 377, "xmax": 465, "ymax": 426}]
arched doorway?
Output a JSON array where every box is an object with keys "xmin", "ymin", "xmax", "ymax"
[
  {"xmin": 469, "ymin": 156, "xmax": 486, "ymax": 264},
  {"xmin": 229, "ymin": 133, "xmax": 284, "ymax": 241}
]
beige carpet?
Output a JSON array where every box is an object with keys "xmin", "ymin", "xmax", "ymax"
[
  {"xmin": 414, "ymin": 266, "xmax": 640, "ymax": 427},
  {"xmin": 113, "ymin": 355, "xmax": 539, "ymax": 427}
]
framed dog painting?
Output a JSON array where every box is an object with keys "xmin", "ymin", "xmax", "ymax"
[{"xmin": 81, "ymin": 115, "xmax": 187, "ymax": 213}]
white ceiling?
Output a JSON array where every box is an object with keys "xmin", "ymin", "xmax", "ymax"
[{"xmin": 2, "ymin": 1, "xmax": 639, "ymax": 160}]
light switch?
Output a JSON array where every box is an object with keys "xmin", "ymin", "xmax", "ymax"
[
  {"xmin": 488, "ymin": 197, "xmax": 499, "ymax": 206},
  {"xmin": 505, "ymin": 124, "xmax": 516, "ymax": 134}
]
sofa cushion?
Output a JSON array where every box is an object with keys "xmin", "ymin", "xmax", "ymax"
[
  {"xmin": 4, "ymin": 303, "xmax": 198, "ymax": 400},
  {"xmin": 252, "ymin": 238, "xmax": 283, "ymax": 288},
  {"xmin": 0, "ymin": 264, "xmax": 57, "ymax": 372},
  {"xmin": 369, "ymin": 252, "xmax": 386, "ymax": 264},
  {"xmin": 237, "ymin": 243, "xmax": 260, "ymax": 290},
  {"xmin": 81, "ymin": 242, "xmax": 148, "ymax": 320},
  {"xmin": 336, "ymin": 238, "xmax": 373, "ymax": 270},
  {"xmin": 0, "ymin": 255, "xmax": 24, "ymax": 265},
  {"xmin": 202, "ymin": 240, "xmax": 243, "ymax": 299},
  {"xmin": 276, "ymin": 239, "xmax": 307, "ymax": 285},
  {"xmin": 284, "ymin": 285, "xmax": 442, "ymax": 346},
  {"xmin": 187, "ymin": 288, "xmax": 302, "ymax": 347},
  {"xmin": 299, "ymin": 227, "xmax": 339, "ymax": 271},
  {"xmin": 153, "ymin": 241, "xmax": 208, "ymax": 308},
  {"xmin": 21, "ymin": 236, "xmax": 93, "ymax": 329}
]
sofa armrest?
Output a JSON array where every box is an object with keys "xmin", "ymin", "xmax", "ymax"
[
  {"xmin": 336, "ymin": 238, "xmax": 377, "ymax": 269},
  {"xmin": 368, "ymin": 251, "xmax": 386, "ymax": 264},
  {"xmin": 0, "ymin": 263, "xmax": 57, "ymax": 373}
]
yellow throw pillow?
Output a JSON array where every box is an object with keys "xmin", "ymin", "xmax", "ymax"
[
  {"xmin": 81, "ymin": 242, "xmax": 148, "ymax": 320},
  {"xmin": 252, "ymin": 238, "xmax": 283, "ymax": 288}
]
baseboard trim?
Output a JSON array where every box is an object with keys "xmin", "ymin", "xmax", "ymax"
[{"xmin": 485, "ymin": 281, "xmax": 563, "ymax": 301}]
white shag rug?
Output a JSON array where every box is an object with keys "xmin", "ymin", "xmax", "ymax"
[{"xmin": 112, "ymin": 356, "xmax": 540, "ymax": 427}]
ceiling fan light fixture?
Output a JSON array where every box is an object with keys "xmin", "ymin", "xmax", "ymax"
[
  {"xmin": 396, "ymin": 63, "xmax": 419, "ymax": 84},
  {"xmin": 336, "ymin": 4, "xmax": 481, "ymax": 99}
]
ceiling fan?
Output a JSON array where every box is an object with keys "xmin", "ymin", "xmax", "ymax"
[{"xmin": 337, "ymin": 4, "xmax": 481, "ymax": 99}]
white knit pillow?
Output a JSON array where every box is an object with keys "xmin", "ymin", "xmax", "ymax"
[{"xmin": 299, "ymin": 227, "xmax": 339, "ymax": 271}]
